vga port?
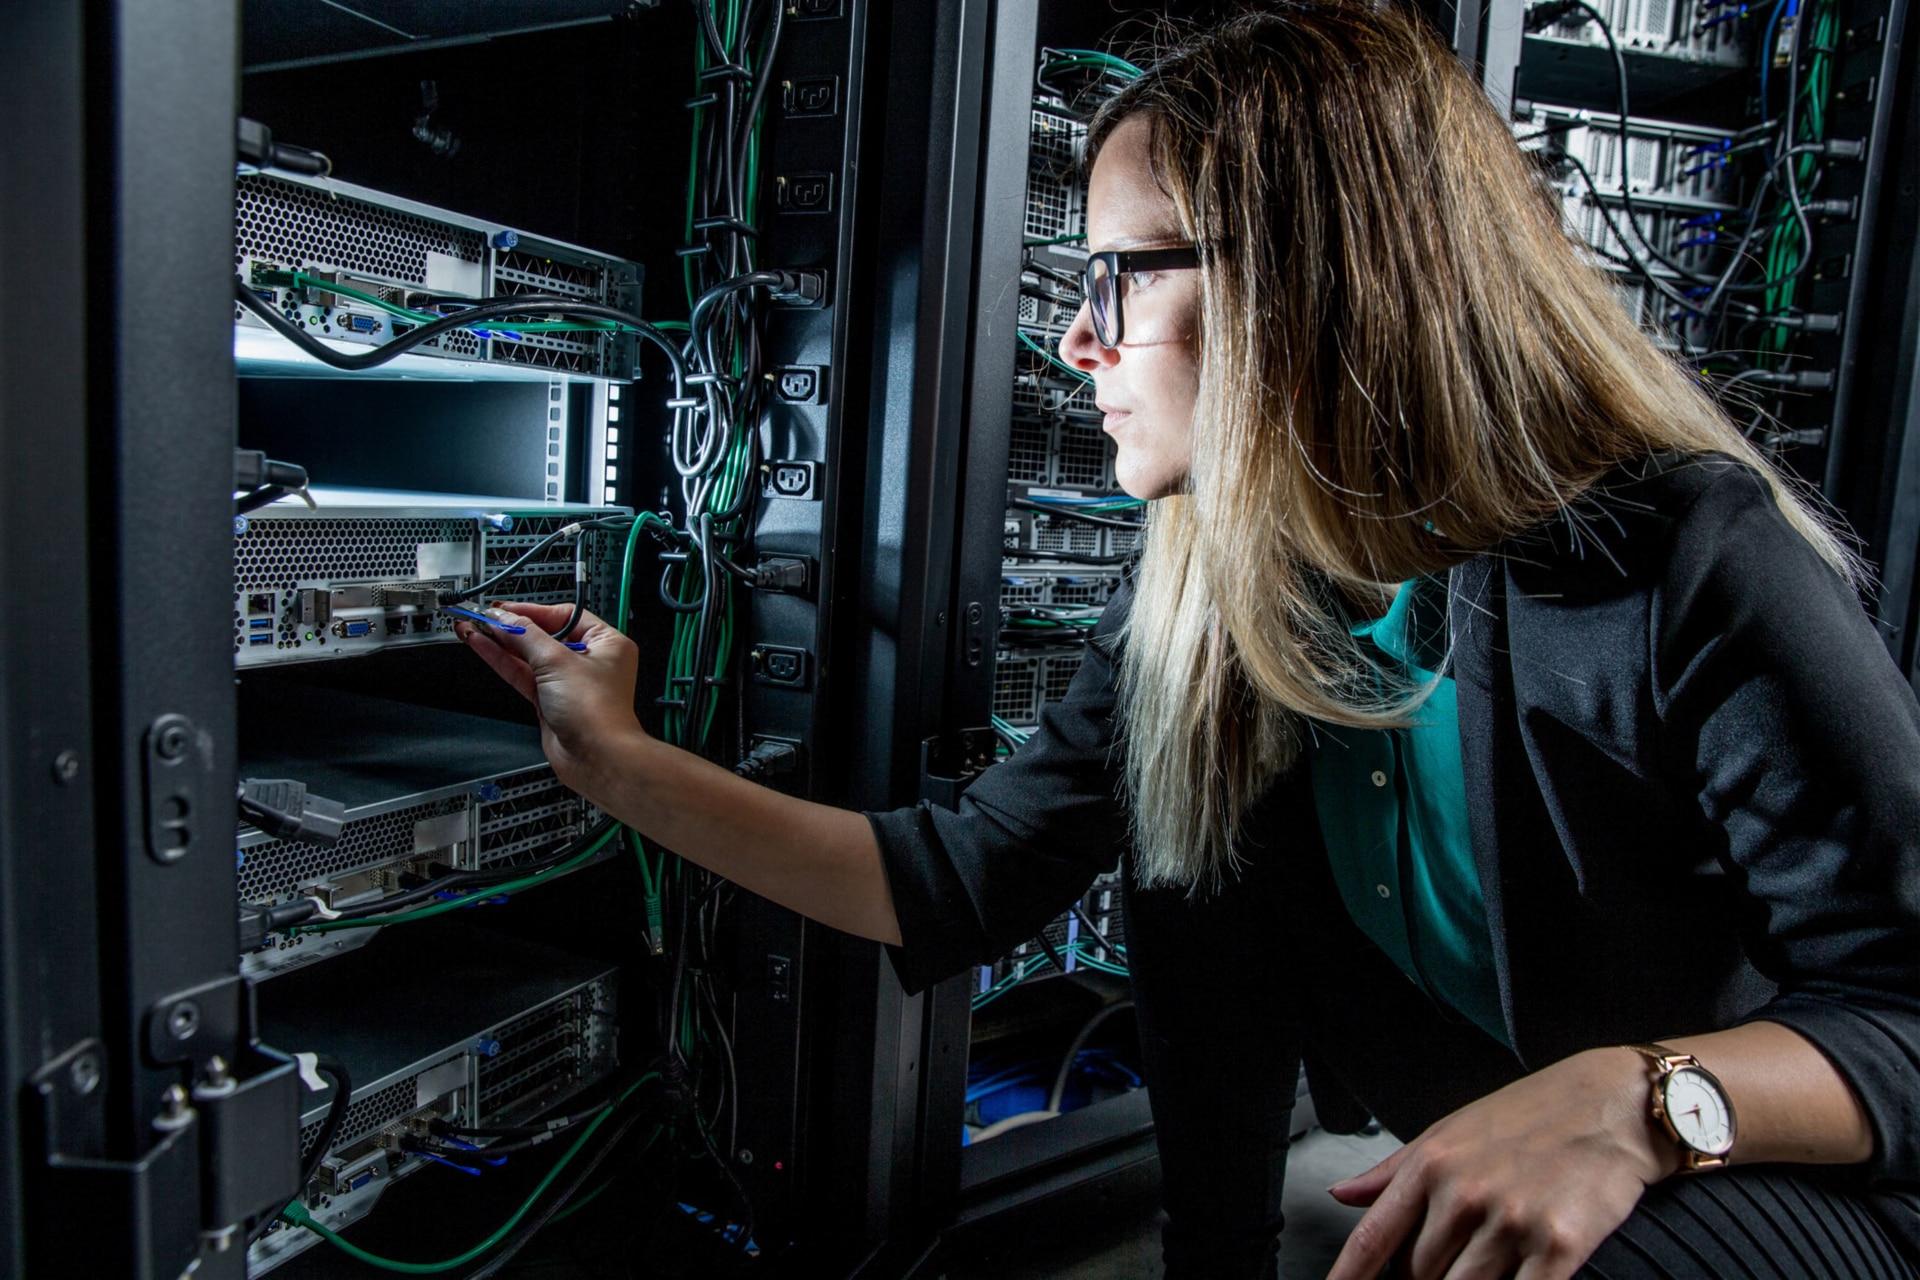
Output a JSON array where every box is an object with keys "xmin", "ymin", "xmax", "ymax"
[
  {"xmin": 339, "ymin": 313, "xmax": 382, "ymax": 335},
  {"xmin": 332, "ymin": 619, "xmax": 374, "ymax": 639}
]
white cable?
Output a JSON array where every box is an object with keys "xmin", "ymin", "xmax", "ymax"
[{"xmin": 970, "ymin": 1109, "xmax": 1059, "ymax": 1142}]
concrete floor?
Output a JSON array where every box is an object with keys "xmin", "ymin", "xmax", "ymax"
[{"xmin": 941, "ymin": 1125, "xmax": 1403, "ymax": 1280}]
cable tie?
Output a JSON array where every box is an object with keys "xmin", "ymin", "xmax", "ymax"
[
  {"xmin": 696, "ymin": 62, "xmax": 754, "ymax": 83},
  {"xmin": 692, "ymin": 217, "xmax": 759, "ymax": 237},
  {"xmin": 684, "ymin": 93, "xmax": 720, "ymax": 109},
  {"xmin": 304, "ymin": 896, "xmax": 342, "ymax": 921}
]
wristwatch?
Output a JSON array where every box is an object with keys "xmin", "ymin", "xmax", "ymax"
[{"xmin": 1623, "ymin": 1043, "xmax": 1737, "ymax": 1172}]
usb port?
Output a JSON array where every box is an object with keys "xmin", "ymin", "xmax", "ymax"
[
  {"xmin": 248, "ymin": 634, "xmax": 274, "ymax": 647},
  {"xmin": 249, "ymin": 618, "xmax": 273, "ymax": 630}
]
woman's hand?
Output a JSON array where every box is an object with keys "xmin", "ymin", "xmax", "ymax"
[
  {"xmin": 455, "ymin": 600, "xmax": 906, "ymax": 945},
  {"xmin": 1325, "ymin": 1047, "xmax": 1674, "ymax": 1280},
  {"xmin": 453, "ymin": 601, "xmax": 644, "ymax": 802}
]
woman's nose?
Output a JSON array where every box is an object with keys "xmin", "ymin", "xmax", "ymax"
[{"xmin": 1059, "ymin": 300, "xmax": 1116, "ymax": 372}]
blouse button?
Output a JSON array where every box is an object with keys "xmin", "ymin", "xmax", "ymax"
[
  {"xmin": 1370, "ymin": 770, "xmax": 1388, "ymax": 787},
  {"xmin": 1376, "ymin": 884, "xmax": 1392, "ymax": 899}
]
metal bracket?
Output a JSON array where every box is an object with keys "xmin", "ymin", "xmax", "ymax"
[
  {"xmin": 196, "ymin": 1043, "xmax": 302, "ymax": 1244},
  {"xmin": 27, "ymin": 1040, "xmax": 109, "ymax": 1163},
  {"xmin": 26, "ymin": 1053, "xmax": 204, "ymax": 1280},
  {"xmin": 145, "ymin": 974, "xmax": 242, "ymax": 1067},
  {"xmin": 142, "ymin": 713, "xmax": 213, "ymax": 865},
  {"xmin": 918, "ymin": 729, "xmax": 996, "ymax": 810}
]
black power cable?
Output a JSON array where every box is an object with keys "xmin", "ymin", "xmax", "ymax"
[
  {"xmin": 300, "ymin": 1056, "xmax": 353, "ymax": 1190},
  {"xmin": 233, "ymin": 280, "xmax": 688, "ymax": 389}
]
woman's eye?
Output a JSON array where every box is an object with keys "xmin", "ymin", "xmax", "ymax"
[{"xmin": 1126, "ymin": 271, "xmax": 1157, "ymax": 289}]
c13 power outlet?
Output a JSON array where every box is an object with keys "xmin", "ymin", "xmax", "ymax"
[
  {"xmin": 773, "ymin": 365, "xmax": 826, "ymax": 404},
  {"xmin": 763, "ymin": 460, "xmax": 819, "ymax": 500},
  {"xmin": 784, "ymin": 77, "xmax": 839, "ymax": 117},
  {"xmin": 751, "ymin": 645, "xmax": 809, "ymax": 689},
  {"xmin": 777, "ymin": 173, "xmax": 833, "ymax": 213}
]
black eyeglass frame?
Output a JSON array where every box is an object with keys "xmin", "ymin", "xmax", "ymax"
[{"xmin": 1080, "ymin": 246, "xmax": 1204, "ymax": 348}]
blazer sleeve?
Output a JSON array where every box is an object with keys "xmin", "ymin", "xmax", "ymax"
[
  {"xmin": 1652, "ymin": 465, "xmax": 1920, "ymax": 1184},
  {"xmin": 866, "ymin": 586, "xmax": 1135, "ymax": 994}
]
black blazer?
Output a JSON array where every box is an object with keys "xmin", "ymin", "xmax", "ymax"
[{"xmin": 869, "ymin": 454, "xmax": 1920, "ymax": 1190}]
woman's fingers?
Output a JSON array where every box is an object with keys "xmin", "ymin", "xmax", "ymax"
[
  {"xmin": 1326, "ymin": 1168, "xmax": 1427, "ymax": 1280},
  {"xmin": 1328, "ymin": 1141, "xmax": 1412, "ymax": 1207},
  {"xmin": 456, "ymin": 623, "xmax": 539, "ymax": 704},
  {"xmin": 489, "ymin": 599, "xmax": 592, "ymax": 640}
]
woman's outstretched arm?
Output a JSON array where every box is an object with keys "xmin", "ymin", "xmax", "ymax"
[{"xmin": 455, "ymin": 600, "xmax": 904, "ymax": 946}]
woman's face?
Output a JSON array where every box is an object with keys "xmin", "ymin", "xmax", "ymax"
[{"xmin": 1059, "ymin": 114, "xmax": 1202, "ymax": 501}]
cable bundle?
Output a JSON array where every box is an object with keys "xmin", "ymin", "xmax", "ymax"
[{"xmin": 1521, "ymin": 0, "xmax": 1848, "ymax": 447}]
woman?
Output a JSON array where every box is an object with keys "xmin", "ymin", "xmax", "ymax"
[{"xmin": 458, "ymin": 3, "xmax": 1920, "ymax": 1276}]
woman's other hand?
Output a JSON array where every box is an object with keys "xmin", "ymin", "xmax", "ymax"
[
  {"xmin": 454, "ymin": 601, "xmax": 643, "ymax": 802},
  {"xmin": 1324, "ymin": 1047, "xmax": 1673, "ymax": 1280}
]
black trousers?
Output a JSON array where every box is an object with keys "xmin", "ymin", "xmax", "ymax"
[{"xmin": 1122, "ymin": 832, "xmax": 1918, "ymax": 1279}]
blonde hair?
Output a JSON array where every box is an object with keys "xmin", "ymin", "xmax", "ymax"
[{"xmin": 1102, "ymin": 1, "xmax": 1856, "ymax": 890}]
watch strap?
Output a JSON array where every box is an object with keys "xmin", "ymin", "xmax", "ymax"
[{"xmin": 1622, "ymin": 1042, "xmax": 1700, "ymax": 1073}]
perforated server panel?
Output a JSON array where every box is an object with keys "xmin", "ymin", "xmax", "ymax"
[
  {"xmin": 248, "ymin": 926, "xmax": 619, "ymax": 1276},
  {"xmin": 233, "ymin": 489, "xmax": 628, "ymax": 668},
  {"xmin": 233, "ymin": 172, "xmax": 643, "ymax": 380},
  {"xmin": 236, "ymin": 684, "xmax": 602, "ymax": 978}
]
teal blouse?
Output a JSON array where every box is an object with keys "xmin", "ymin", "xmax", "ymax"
[{"xmin": 1306, "ymin": 579, "xmax": 1509, "ymax": 1047}]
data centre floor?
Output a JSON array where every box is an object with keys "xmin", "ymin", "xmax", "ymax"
[{"xmin": 939, "ymin": 1125, "xmax": 1401, "ymax": 1280}]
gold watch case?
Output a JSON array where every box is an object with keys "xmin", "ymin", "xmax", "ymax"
[{"xmin": 1623, "ymin": 1042, "xmax": 1737, "ymax": 1173}]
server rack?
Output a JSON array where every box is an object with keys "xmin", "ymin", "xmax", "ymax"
[
  {"xmin": 0, "ymin": 0, "xmax": 1010, "ymax": 1274},
  {"xmin": 1456, "ymin": 0, "xmax": 1920, "ymax": 672}
]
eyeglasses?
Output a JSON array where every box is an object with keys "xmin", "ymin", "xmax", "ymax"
[{"xmin": 1080, "ymin": 247, "xmax": 1203, "ymax": 348}]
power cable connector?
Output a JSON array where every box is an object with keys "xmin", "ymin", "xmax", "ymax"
[
  {"xmin": 1760, "ymin": 427, "xmax": 1829, "ymax": 449},
  {"xmin": 659, "ymin": 1058, "xmax": 697, "ymax": 1119},
  {"xmin": 234, "ymin": 449, "xmax": 314, "ymax": 515},
  {"xmin": 734, "ymin": 737, "xmax": 801, "ymax": 781},
  {"xmin": 238, "ymin": 778, "xmax": 346, "ymax": 846},
  {"xmin": 1737, "ymin": 369, "xmax": 1837, "ymax": 390},
  {"xmin": 237, "ymin": 898, "xmax": 321, "ymax": 950},
  {"xmin": 1764, "ymin": 312, "xmax": 1842, "ymax": 333},
  {"xmin": 236, "ymin": 117, "xmax": 332, "ymax": 177},
  {"xmin": 768, "ymin": 270, "xmax": 829, "ymax": 306},
  {"xmin": 752, "ymin": 555, "xmax": 812, "ymax": 593}
]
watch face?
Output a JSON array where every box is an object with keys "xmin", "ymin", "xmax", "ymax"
[{"xmin": 1662, "ymin": 1066, "xmax": 1735, "ymax": 1156}]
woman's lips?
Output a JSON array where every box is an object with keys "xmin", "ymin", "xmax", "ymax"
[{"xmin": 1098, "ymin": 402, "xmax": 1131, "ymax": 432}]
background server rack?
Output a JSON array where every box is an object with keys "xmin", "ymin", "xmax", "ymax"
[{"xmin": 3, "ymin": 2, "xmax": 1916, "ymax": 1279}]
